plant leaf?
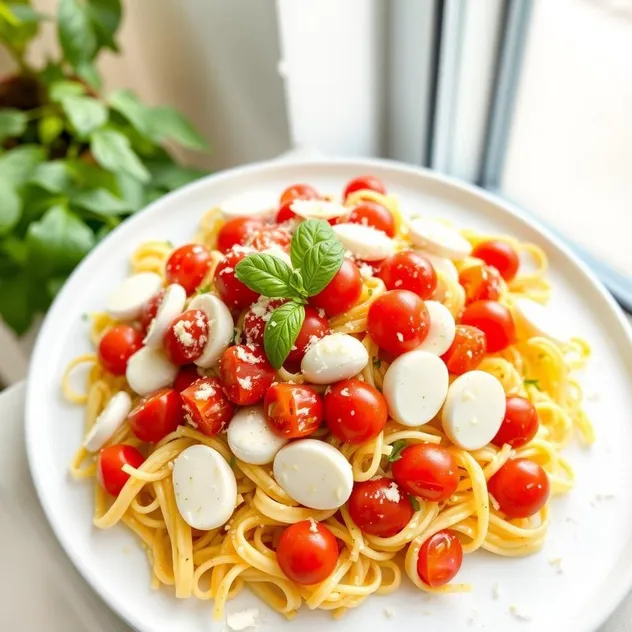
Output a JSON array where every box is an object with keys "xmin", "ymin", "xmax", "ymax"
[
  {"xmin": 300, "ymin": 240, "xmax": 344, "ymax": 296},
  {"xmin": 290, "ymin": 219, "xmax": 335, "ymax": 269},
  {"xmin": 90, "ymin": 128, "xmax": 150, "ymax": 183},
  {"xmin": 235, "ymin": 253, "xmax": 296, "ymax": 298},
  {"xmin": 28, "ymin": 161, "xmax": 73, "ymax": 193},
  {"xmin": 58, "ymin": 0, "xmax": 97, "ymax": 67},
  {"xmin": 0, "ymin": 272, "xmax": 34, "ymax": 335},
  {"xmin": 76, "ymin": 60, "xmax": 102, "ymax": 90},
  {"xmin": 0, "ymin": 145, "xmax": 46, "ymax": 185},
  {"xmin": 38, "ymin": 114, "xmax": 65, "ymax": 145},
  {"xmin": 387, "ymin": 439, "xmax": 407, "ymax": 462},
  {"xmin": 49, "ymin": 79, "xmax": 86, "ymax": 102},
  {"xmin": 149, "ymin": 106, "xmax": 209, "ymax": 150},
  {"xmin": 46, "ymin": 275, "xmax": 68, "ymax": 299},
  {"xmin": 71, "ymin": 187, "xmax": 132, "ymax": 216},
  {"xmin": 87, "ymin": 0, "xmax": 121, "ymax": 51},
  {"xmin": 0, "ymin": 108, "xmax": 27, "ymax": 142},
  {"xmin": 0, "ymin": 182, "xmax": 22, "ymax": 236},
  {"xmin": 61, "ymin": 94, "xmax": 108, "ymax": 137},
  {"xmin": 115, "ymin": 171, "xmax": 144, "ymax": 210},
  {"xmin": 0, "ymin": 2, "xmax": 43, "ymax": 52},
  {"xmin": 264, "ymin": 301, "xmax": 305, "ymax": 370},
  {"xmin": 146, "ymin": 161, "xmax": 207, "ymax": 191},
  {"xmin": 108, "ymin": 89, "xmax": 153, "ymax": 136}
]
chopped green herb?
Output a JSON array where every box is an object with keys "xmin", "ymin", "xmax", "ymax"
[
  {"xmin": 166, "ymin": 240, "xmax": 174, "ymax": 248},
  {"xmin": 373, "ymin": 358, "xmax": 382, "ymax": 370},
  {"xmin": 409, "ymin": 495, "xmax": 421, "ymax": 512},
  {"xmin": 196, "ymin": 283, "xmax": 211, "ymax": 295},
  {"xmin": 368, "ymin": 288, "xmax": 373, "ymax": 297},
  {"xmin": 229, "ymin": 455, "xmax": 237, "ymax": 468},
  {"xmin": 387, "ymin": 439, "xmax": 407, "ymax": 462},
  {"xmin": 524, "ymin": 379, "xmax": 540, "ymax": 388}
]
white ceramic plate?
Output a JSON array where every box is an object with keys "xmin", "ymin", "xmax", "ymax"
[{"xmin": 26, "ymin": 159, "xmax": 632, "ymax": 632}]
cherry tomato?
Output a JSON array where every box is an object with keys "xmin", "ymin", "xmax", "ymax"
[
  {"xmin": 128, "ymin": 388, "xmax": 184, "ymax": 443},
  {"xmin": 98, "ymin": 325, "xmax": 143, "ymax": 375},
  {"xmin": 264, "ymin": 383, "xmax": 323, "ymax": 438},
  {"xmin": 367, "ymin": 290, "xmax": 430, "ymax": 356},
  {"xmin": 214, "ymin": 248, "xmax": 261, "ymax": 311},
  {"xmin": 343, "ymin": 175, "xmax": 387, "ymax": 201},
  {"xmin": 377, "ymin": 251, "xmax": 437, "ymax": 300},
  {"xmin": 487, "ymin": 458, "xmax": 550, "ymax": 519},
  {"xmin": 417, "ymin": 530, "xmax": 463, "ymax": 587},
  {"xmin": 219, "ymin": 344, "xmax": 275, "ymax": 405},
  {"xmin": 472, "ymin": 239, "xmax": 520, "ymax": 282},
  {"xmin": 181, "ymin": 377, "xmax": 234, "ymax": 436},
  {"xmin": 247, "ymin": 223, "xmax": 293, "ymax": 251},
  {"xmin": 165, "ymin": 244, "xmax": 212, "ymax": 295},
  {"xmin": 460, "ymin": 300, "xmax": 515, "ymax": 353},
  {"xmin": 347, "ymin": 478, "xmax": 413, "ymax": 537},
  {"xmin": 279, "ymin": 183, "xmax": 320, "ymax": 206},
  {"xmin": 347, "ymin": 201, "xmax": 395, "ymax": 237},
  {"xmin": 216, "ymin": 217, "xmax": 264, "ymax": 254},
  {"xmin": 492, "ymin": 396, "xmax": 539, "ymax": 448},
  {"xmin": 163, "ymin": 309, "xmax": 209, "ymax": 365},
  {"xmin": 139, "ymin": 289, "xmax": 165, "ymax": 333},
  {"xmin": 310, "ymin": 258, "xmax": 362, "ymax": 317},
  {"xmin": 324, "ymin": 379, "xmax": 387, "ymax": 443},
  {"xmin": 392, "ymin": 444, "xmax": 459, "ymax": 502},
  {"xmin": 459, "ymin": 264, "xmax": 502, "ymax": 305},
  {"xmin": 284, "ymin": 306, "xmax": 329, "ymax": 371},
  {"xmin": 243, "ymin": 298, "xmax": 286, "ymax": 346},
  {"xmin": 97, "ymin": 445, "xmax": 145, "ymax": 496},
  {"xmin": 441, "ymin": 325, "xmax": 487, "ymax": 375},
  {"xmin": 173, "ymin": 365, "xmax": 201, "ymax": 392},
  {"xmin": 276, "ymin": 202, "xmax": 297, "ymax": 223},
  {"xmin": 276, "ymin": 520, "xmax": 338, "ymax": 585}
]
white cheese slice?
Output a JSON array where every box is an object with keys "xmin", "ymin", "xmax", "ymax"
[
  {"xmin": 227, "ymin": 405, "xmax": 287, "ymax": 465},
  {"xmin": 219, "ymin": 190, "xmax": 277, "ymax": 219},
  {"xmin": 407, "ymin": 218, "xmax": 471, "ymax": 259},
  {"xmin": 188, "ymin": 293, "xmax": 234, "ymax": 368},
  {"xmin": 290, "ymin": 199, "xmax": 348, "ymax": 220},
  {"xmin": 415, "ymin": 251, "xmax": 458, "ymax": 281},
  {"xmin": 105, "ymin": 272, "xmax": 162, "ymax": 321},
  {"xmin": 126, "ymin": 347, "xmax": 178, "ymax": 395},
  {"xmin": 332, "ymin": 223, "xmax": 395, "ymax": 261},
  {"xmin": 143, "ymin": 283, "xmax": 187, "ymax": 348},
  {"xmin": 417, "ymin": 300, "xmax": 456, "ymax": 356},
  {"xmin": 83, "ymin": 392, "xmax": 132, "ymax": 452},
  {"xmin": 301, "ymin": 333, "xmax": 369, "ymax": 384},
  {"xmin": 512, "ymin": 297, "xmax": 567, "ymax": 344}
]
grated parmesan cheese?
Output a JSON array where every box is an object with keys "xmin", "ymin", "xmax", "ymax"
[
  {"xmin": 359, "ymin": 263, "xmax": 374, "ymax": 279},
  {"xmin": 396, "ymin": 332, "xmax": 404, "ymax": 342},
  {"xmin": 492, "ymin": 581, "xmax": 501, "ymax": 599},
  {"xmin": 308, "ymin": 517, "xmax": 318, "ymax": 533},
  {"xmin": 340, "ymin": 388, "xmax": 350, "ymax": 397},
  {"xmin": 383, "ymin": 607, "xmax": 394, "ymax": 619},
  {"xmin": 173, "ymin": 320, "xmax": 195, "ymax": 347},
  {"xmin": 509, "ymin": 605, "xmax": 532, "ymax": 621},
  {"xmin": 237, "ymin": 376, "xmax": 253, "ymax": 390},
  {"xmin": 195, "ymin": 382, "xmax": 216, "ymax": 400},
  {"xmin": 226, "ymin": 607, "xmax": 259, "ymax": 631},
  {"xmin": 235, "ymin": 345, "xmax": 263, "ymax": 364},
  {"xmin": 383, "ymin": 482, "xmax": 401, "ymax": 503},
  {"xmin": 549, "ymin": 557, "xmax": 564, "ymax": 574}
]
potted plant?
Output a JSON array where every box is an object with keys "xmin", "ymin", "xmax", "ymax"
[{"xmin": 0, "ymin": 0, "xmax": 208, "ymax": 336}]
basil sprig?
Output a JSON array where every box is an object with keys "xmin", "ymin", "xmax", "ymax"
[{"xmin": 235, "ymin": 219, "xmax": 344, "ymax": 369}]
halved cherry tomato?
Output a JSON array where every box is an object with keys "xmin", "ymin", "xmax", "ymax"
[
  {"xmin": 284, "ymin": 306, "xmax": 330, "ymax": 371},
  {"xmin": 347, "ymin": 478, "xmax": 413, "ymax": 537},
  {"xmin": 243, "ymin": 298, "xmax": 286, "ymax": 346},
  {"xmin": 440, "ymin": 325, "xmax": 487, "ymax": 375},
  {"xmin": 324, "ymin": 379, "xmax": 387, "ymax": 443},
  {"xmin": 276, "ymin": 520, "xmax": 338, "ymax": 585},
  {"xmin": 460, "ymin": 300, "xmax": 515, "ymax": 353},
  {"xmin": 392, "ymin": 444, "xmax": 459, "ymax": 502},
  {"xmin": 139, "ymin": 289, "xmax": 165, "ymax": 333},
  {"xmin": 165, "ymin": 244, "xmax": 212, "ymax": 295},
  {"xmin": 367, "ymin": 289, "xmax": 430, "ymax": 356},
  {"xmin": 98, "ymin": 324, "xmax": 143, "ymax": 375},
  {"xmin": 97, "ymin": 445, "xmax": 145, "ymax": 496},
  {"xmin": 472, "ymin": 239, "xmax": 520, "ymax": 282},
  {"xmin": 310, "ymin": 258, "xmax": 362, "ymax": 317},
  {"xmin": 216, "ymin": 217, "xmax": 264, "ymax": 253},
  {"xmin": 417, "ymin": 530, "xmax": 463, "ymax": 587},
  {"xmin": 487, "ymin": 458, "xmax": 550, "ymax": 519},
  {"xmin": 491, "ymin": 396, "xmax": 539, "ymax": 448},
  {"xmin": 276, "ymin": 202, "xmax": 297, "ymax": 223},
  {"xmin": 247, "ymin": 223, "xmax": 293, "ymax": 251},
  {"xmin": 343, "ymin": 175, "xmax": 387, "ymax": 201},
  {"xmin": 279, "ymin": 183, "xmax": 320, "ymax": 206},
  {"xmin": 214, "ymin": 248, "xmax": 261, "ymax": 311},
  {"xmin": 377, "ymin": 251, "xmax": 437, "ymax": 300},
  {"xmin": 181, "ymin": 377, "xmax": 234, "ymax": 436},
  {"xmin": 459, "ymin": 264, "xmax": 502, "ymax": 305},
  {"xmin": 173, "ymin": 365, "xmax": 201, "ymax": 393},
  {"xmin": 219, "ymin": 344, "xmax": 275, "ymax": 405},
  {"xmin": 163, "ymin": 309, "xmax": 209, "ymax": 365},
  {"xmin": 264, "ymin": 383, "xmax": 323, "ymax": 438},
  {"xmin": 347, "ymin": 201, "xmax": 395, "ymax": 237},
  {"xmin": 128, "ymin": 388, "xmax": 184, "ymax": 443}
]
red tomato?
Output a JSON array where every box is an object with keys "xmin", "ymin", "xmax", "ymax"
[
  {"xmin": 487, "ymin": 458, "xmax": 550, "ymax": 519},
  {"xmin": 214, "ymin": 248, "xmax": 261, "ymax": 311},
  {"xmin": 460, "ymin": 300, "xmax": 515, "ymax": 353},
  {"xmin": 243, "ymin": 298, "xmax": 286, "ymax": 346},
  {"xmin": 276, "ymin": 202, "xmax": 297, "ymax": 223},
  {"xmin": 459, "ymin": 264, "xmax": 502, "ymax": 305},
  {"xmin": 441, "ymin": 325, "xmax": 487, "ymax": 375},
  {"xmin": 181, "ymin": 377, "xmax": 234, "ymax": 436},
  {"xmin": 247, "ymin": 223, "xmax": 293, "ymax": 251},
  {"xmin": 165, "ymin": 244, "xmax": 212, "ymax": 295},
  {"xmin": 492, "ymin": 396, "xmax": 539, "ymax": 448},
  {"xmin": 417, "ymin": 530, "xmax": 463, "ymax": 587},
  {"xmin": 139, "ymin": 289, "xmax": 165, "ymax": 333},
  {"xmin": 324, "ymin": 379, "xmax": 387, "ymax": 443},
  {"xmin": 377, "ymin": 251, "xmax": 437, "ymax": 300},
  {"xmin": 310, "ymin": 258, "xmax": 362, "ymax": 317},
  {"xmin": 163, "ymin": 309, "xmax": 209, "ymax": 365},
  {"xmin": 284, "ymin": 306, "xmax": 329, "ymax": 371},
  {"xmin": 216, "ymin": 217, "xmax": 264, "ymax": 254},
  {"xmin": 392, "ymin": 444, "xmax": 459, "ymax": 502},
  {"xmin": 347, "ymin": 201, "xmax": 395, "ymax": 237},
  {"xmin": 347, "ymin": 478, "xmax": 413, "ymax": 537},
  {"xmin": 219, "ymin": 344, "xmax": 275, "ymax": 405},
  {"xmin": 97, "ymin": 445, "xmax": 145, "ymax": 496},
  {"xmin": 276, "ymin": 520, "xmax": 338, "ymax": 585},
  {"xmin": 264, "ymin": 383, "xmax": 323, "ymax": 438},
  {"xmin": 173, "ymin": 365, "xmax": 201, "ymax": 392},
  {"xmin": 343, "ymin": 175, "xmax": 387, "ymax": 201},
  {"xmin": 98, "ymin": 325, "xmax": 143, "ymax": 375},
  {"xmin": 279, "ymin": 183, "xmax": 320, "ymax": 206},
  {"xmin": 472, "ymin": 239, "xmax": 520, "ymax": 282},
  {"xmin": 367, "ymin": 290, "xmax": 430, "ymax": 356},
  {"xmin": 128, "ymin": 388, "xmax": 184, "ymax": 443}
]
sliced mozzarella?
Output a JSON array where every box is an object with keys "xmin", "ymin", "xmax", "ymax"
[
  {"xmin": 83, "ymin": 392, "xmax": 132, "ymax": 452},
  {"xmin": 290, "ymin": 199, "xmax": 348, "ymax": 221},
  {"xmin": 416, "ymin": 251, "xmax": 459, "ymax": 281},
  {"xmin": 512, "ymin": 298, "xmax": 567, "ymax": 344},
  {"xmin": 407, "ymin": 218, "xmax": 471, "ymax": 260},
  {"xmin": 219, "ymin": 190, "xmax": 277, "ymax": 220},
  {"xmin": 417, "ymin": 301, "xmax": 456, "ymax": 356},
  {"xmin": 441, "ymin": 370, "xmax": 506, "ymax": 450},
  {"xmin": 188, "ymin": 293, "xmax": 234, "ymax": 368},
  {"xmin": 273, "ymin": 439, "xmax": 353, "ymax": 510},
  {"xmin": 332, "ymin": 223, "xmax": 395, "ymax": 261},
  {"xmin": 383, "ymin": 350, "xmax": 449, "ymax": 426},
  {"xmin": 126, "ymin": 347, "xmax": 178, "ymax": 395},
  {"xmin": 261, "ymin": 247, "xmax": 292, "ymax": 267},
  {"xmin": 143, "ymin": 283, "xmax": 187, "ymax": 348},
  {"xmin": 301, "ymin": 333, "xmax": 369, "ymax": 384},
  {"xmin": 105, "ymin": 272, "xmax": 162, "ymax": 321},
  {"xmin": 172, "ymin": 444, "xmax": 237, "ymax": 530},
  {"xmin": 227, "ymin": 405, "xmax": 287, "ymax": 465}
]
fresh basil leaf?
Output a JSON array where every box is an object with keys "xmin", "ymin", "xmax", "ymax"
[
  {"xmin": 235, "ymin": 253, "xmax": 296, "ymax": 298},
  {"xmin": 146, "ymin": 161, "xmax": 207, "ymax": 191},
  {"xmin": 71, "ymin": 187, "xmax": 132, "ymax": 216},
  {"xmin": 46, "ymin": 275, "xmax": 68, "ymax": 299},
  {"xmin": 0, "ymin": 272, "xmax": 34, "ymax": 335},
  {"xmin": 58, "ymin": 0, "xmax": 97, "ymax": 67},
  {"xmin": 0, "ymin": 145, "xmax": 46, "ymax": 185},
  {"xmin": 0, "ymin": 108, "xmax": 27, "ymax": 142},
  {"xmin": 290, "ymin": 218, "xmax": 335, "ymax": 269},
  {"xmin": 108, "ymin": 89, "xmax": 153, "ymax": 136},
  {"xmin": 61, "ymin": 95, "xmax": 108, "ymax": 137},
  {"xmin": 0, "ymin": 235, "xmax": 27, "ymax": 265},
  {"xmin": 87, "ymin": 0, "xmax": 121, "ymax": 51},
  {"xmin": 301, "ymin": 239, "xmax": 344, "ymax": 296},
  {"xmin": 288, "ymin": 268, "xmax": 306, "ymax": 299},
  {"xmin": 67, "ymin": 158, "xmax": 119, "ymax": 194},
  {"xmin": 409, "ymin": 495, "xmax": 421, "ymax": 512},
  {"xmin": 76, "ymin": 60, "xmax": 102, "ymax": 90},
  {"xmin": 40, "ymin": 63, "xmax": 66, "ymax": 87},
  {"xmin": 49, "ymin": 79, "xmax": 85, "ymax": 102},
  {"xmin": 0, "ymin": 2, "xmax": 43, "ymax": 52},
  {"xmin": 264, "ymin": 301, "xmax": 305, "ymax": 370},
  {"xmin": 38, "ymin": 114, "xmax": 65, "ymax": 145},
  {"xmin": 29, "ymin": 161, "xmax": 73, "ymax": 193},
  {"xmin": 387, "ymin": 439, "xmax": 407, "ymax": 462},
  {"xmin": 90, "ymin": 128, "xmax": 150, "ymax": 183},
  {"xmin": 0, "ymin": 182, "xmax": 21, "ymax": 236},
  {"xmin": 149, "ymin": 106, "xmax": 209, "ymax": 150},
  {"xmin": 115, "ymin": 171, "xmax": 144, "ymax": 211}
]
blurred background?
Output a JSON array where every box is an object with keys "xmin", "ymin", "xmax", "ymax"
[{"xmin": 0, "ymin": 0, "xmax": 631, "ymax": 387}]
